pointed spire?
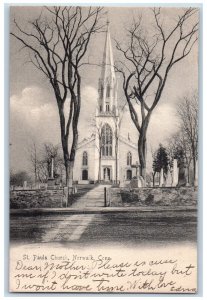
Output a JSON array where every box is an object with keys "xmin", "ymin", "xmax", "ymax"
[
  {"xmin": 97, "ymin": 19, "xmax": 118, "ymax": 116},
  {"xmin": 101, "ymin": 20, "xmax": 116, "ymax": 82}
]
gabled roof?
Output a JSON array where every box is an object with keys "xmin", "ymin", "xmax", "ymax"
[
  {"xmin": 77, "ymin": 133, "xmax": 95, "ymax": 149},
  {"xmin": 77, "ymin": 133, "xmax": 137, "ymax": 150},
  {"xmin": 119, "ymin": 135, "xmax": 137, "ymax": 150}
]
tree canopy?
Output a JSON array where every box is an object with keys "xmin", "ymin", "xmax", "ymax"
[
  {"xmin": 115, "ymin": 7, "xmax": 198, "ymax": 181},
  {"xmin": 11, "ymin": 6, "xmax": 105, "ymax": 191},
  {"xmin": 153, "ymin": 144, "xmax": 169, "ymax": 175}
]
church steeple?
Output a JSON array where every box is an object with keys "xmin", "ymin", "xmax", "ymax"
[
  {"xmin": 101, "ymin": 20, "xmax": 116, "ymax": 83},
  {"xmin": 97, "ymin": 21, "xmax": 118, "ymax": 115}
]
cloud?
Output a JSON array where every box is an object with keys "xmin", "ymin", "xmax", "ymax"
[
  {"xmin": 10, "ymin": 86, "xmax": 60, "ymax": 172},
  {"xmin": 78, "ymin": 86, "xmax": 98, "ymax": 139},
  {"xmin": 120, "ymin": 102, "xmax": 179, "ymax": 146},
  {"xmin": 148, "ymin": 103, "xmax": 179, "ymax": 148},
  {"xmin": 10, "ymin": 86, "xmax": 60, "ymax": 139},
  {"xmin": 10, "ymin": 84, "xmax": 180, "ymax": 173},
  {"xmin": 10, "ymin": 85, "xmax": 98, "ymax": 172},
  {"xmin": 120, "ymin": 102, "xmax": 180, "ymax": 171}
]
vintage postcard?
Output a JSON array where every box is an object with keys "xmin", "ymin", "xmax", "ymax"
[{"xmin": 9, "ymin": 5, "xmax": 199, "ymax": 293}]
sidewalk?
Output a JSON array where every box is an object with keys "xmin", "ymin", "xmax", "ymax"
[{"xmin": 10, "ymin": 205, "xmax": 197, "ymax": 215}]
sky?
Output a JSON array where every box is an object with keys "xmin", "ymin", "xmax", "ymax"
[{"xmin": 9, "ymin": 6, "xmax": 199, "ymax": 173}]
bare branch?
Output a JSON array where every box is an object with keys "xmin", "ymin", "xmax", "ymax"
[
  {"xmin": 11, "ymin": 6, "xmax": 105, "ymax": 187},
  {"xmin": 115, "ymin": 7, "xmax": 198, "ymax": 177}
]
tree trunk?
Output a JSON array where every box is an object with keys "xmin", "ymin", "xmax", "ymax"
[
  {"xmin": 138, "ymin": 132, "xmax": 147, "ymax": 183},
  {"xmin": 68, "ymin": 160, "xmax": 74, "ymax": 192},
  {"xmin": 115, "ymin": 154, "xmax": 118, "ymax": 185},
  {"xmin": 64, "ymin": 160, "xmax": 74, "ymax": 207},
  {"xmin": 153, "ymin": 172, "xmax": 156, "ymax": 187},
  {"xmin": 191, "ymin": 140, "xmax": 197, "ymax": 185},
  {"xmin": 187, "ymin": 166, "xmax": 190, "ymax": 185},
  {"xmin": 137, "ymin": 115, "xmax": 151, "ymax": 185},
  {"xmin": 58, "ymin": 95, "xmax": 78, "ymax": 186},
  {"xmin": 115, "ymin": 138, "xmax": 118, "ymax": 185},
  {"xmin": 34, "ymin": 161, "xmax": 37, "ymax": 187},
  {"xmin": 65, "ymin": 162, "xmax": 69, "ymax": 187},
  {"xmin": 192, "ymin": 154, "xmax": 196, "ymax": 184},
  {"xmin": 98, "ymin": 151, "xmax": 101, "ymax": 183},
  {"xmin": 62, "ymin": 146, "xmax": 70, "ymax": 187}
]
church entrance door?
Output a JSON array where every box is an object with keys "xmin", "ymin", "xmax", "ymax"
[
  {"xmin": 103, "ymin": 167, "xmax": 111, "ymax": 182},
  {"xmin": 82, "ymin": 169, "xmax": 88, "ymax": 180}
]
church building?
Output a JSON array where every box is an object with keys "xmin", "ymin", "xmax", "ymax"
[{"xmin": 73, "ymin": 23, "xmax": 139, "ymax": 184}]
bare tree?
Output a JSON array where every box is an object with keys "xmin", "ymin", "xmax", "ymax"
[
  {"xmin": 28, "ymin": 141, "xmax": 64, "ymax": 184},
  {"xmin": 115, "ymin": 7, "xmax": 198, "ymax": 183},
  {"xmin": 10, "ymin": 171, "xmax": 31, "ymax": 187},
  {"xmin": 11, "ymin": 6, "xmax": 105, "ymax": 194},
  {"xmin": 167, "ymin": 130, "xmax": 192, "ymax": 185},
  {"xmin": 37, "ymin": 143, "xmax": 64, "ymax": 182},
  {"xmin": 177, "ymin": 92, "xmax": 198, "ymax": 183},
  {"xmin": 29, "ymin": 141, "xmax": 39, "ymax": 186},
  {"xmin": 28, "ymin": 141, "xmax": 46, "ymax": 184},
  {"xmin": 43, "ymin": 143, "xmax": 59, "ymax": 178}
]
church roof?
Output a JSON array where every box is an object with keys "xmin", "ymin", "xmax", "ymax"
[
  {"xmin": 77, "ymin": 133, "xmax": 95, "ymax": 149},
  {"xmin": 77, "ymin": 133, "xmax": 137, "ymax": 151},
  {"xmin": 119, "ymin": 135, "xmax": 137, "ymax": 150}
]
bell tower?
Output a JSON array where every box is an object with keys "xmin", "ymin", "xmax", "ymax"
[{"xmin": 95, "ymin": 21, "xmax": 119, "ymax": 182}]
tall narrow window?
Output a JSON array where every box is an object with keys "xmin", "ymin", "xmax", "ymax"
[
  {"xmin": 106, "ymin": 103, "xmax": 110, "ymax": 112},
  {"xmin": 100, "ymin": 85, "xmax": 104, "ymax": 99},
  {"xmin": 127, "ymin": 152, "xmax": 132, "ymax": 166},
  {"xmin": 106, "ymin": 84, "xmax": 110, "ymax": 98},
  {"xmin": 82, "ymin": 151, "xmax": 88, "ymax": 166},
  {"xmin": 101, "ymin": 124, "xmax": 112, "ymax": 157}
]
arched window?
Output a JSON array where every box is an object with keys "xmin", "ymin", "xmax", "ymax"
[
  {"xmin": 126, "ymin": 169, "xmax": 132, "ymax": 180},
  {"xmin": 82, "ymin": 169, "xmax": 88, "ymax": 180},
  {"xmin": 82, "ymin": 151, "xmax": 88, "ymax": 166},
  {"xmin": 106, "ymin": 84, "xmax": 110, "ymax": 98},
  {"xmin": 101, "ymin": 124, "xmax": 112, "ymax": 157},
  {"xmin": 127, "ymin": 152, "xmax": 132, "ymax": 166}
]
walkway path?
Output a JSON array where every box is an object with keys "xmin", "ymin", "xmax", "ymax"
[
  {"xmin": 40, "ymin": 185, "xmax": 110, "ymax": 242},
  {"xmin": 42, "ymin": 214, "xmax": 95, "ymax": 242},
  {"xmin": 72, "ymin": 184, "xmax": 110, "ymax": 208}
]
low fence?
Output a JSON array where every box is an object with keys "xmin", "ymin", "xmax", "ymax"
[
  {"xmin": 10, "ymin": 189, "xmax": 68, "ymax": 209},
  {"xmin": 108, "ymin": 187, "xmax": 197, "ymax": 207},
  {"xmin": 10, "ymin": 186, "xmax": 197, "ymax": 209}
]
